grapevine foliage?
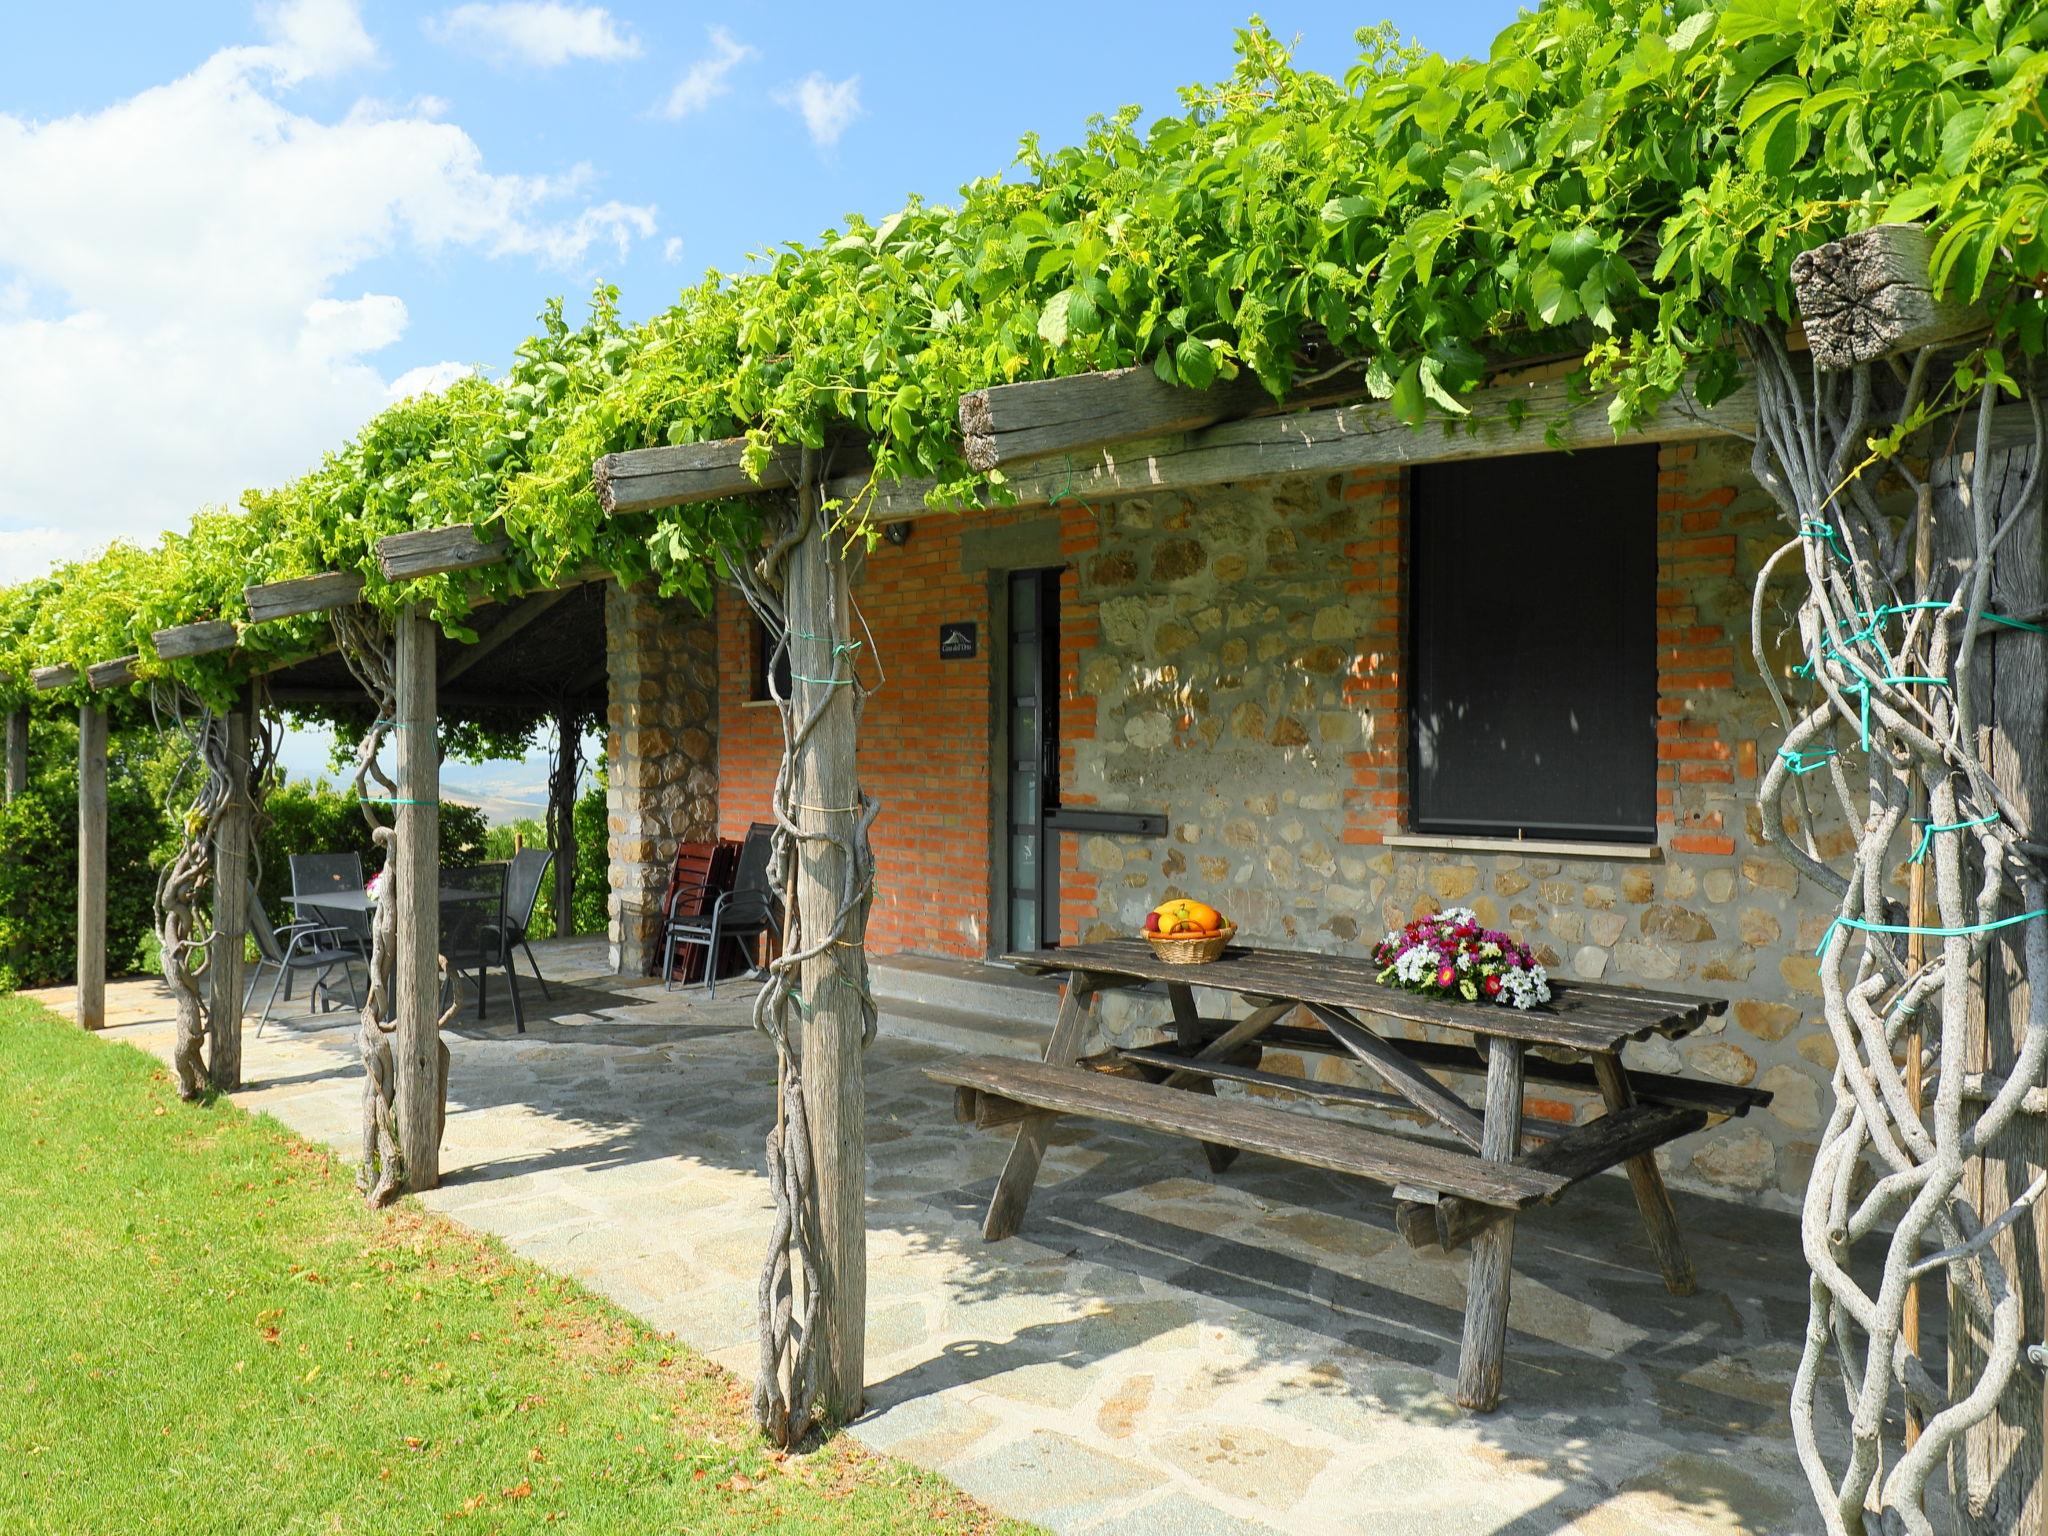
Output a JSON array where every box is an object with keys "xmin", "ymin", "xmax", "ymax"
[{"xmin": 2, "ymin": 0, "xmax": 2041, "ymax": 715}]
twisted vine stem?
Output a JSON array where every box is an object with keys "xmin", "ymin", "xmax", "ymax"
[
  {"xmin": 1743, "ymin": 323, "xmax": 2048, "ymax": 1533},
  {"xmin": 724, "ymin": 451, "xmax": 881, "ymax": 1447},
  {"xmin": 152, "ymin": 681, "xmax": 275, "ymax": 1099},
  {"xmin": 333, "ymin": 607, "xmax": 408, "ymax": 1204}
]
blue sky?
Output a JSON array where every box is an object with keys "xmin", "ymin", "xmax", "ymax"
[{"xmin": 0, "ymin": 0, "xmax": 1522, "ymax": 805}]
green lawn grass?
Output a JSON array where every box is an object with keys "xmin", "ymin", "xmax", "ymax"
[{"xmin": 0, "ymin": 997, "xmax": 1029, "ymax": 1535}]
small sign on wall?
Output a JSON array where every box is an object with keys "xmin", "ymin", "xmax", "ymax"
[{"xmin": 938, "ymin": 622, "xmax": 978, "ymax": 660}]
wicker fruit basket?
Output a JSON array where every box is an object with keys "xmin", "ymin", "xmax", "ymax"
[{"xmin": 1143, "ymin": 924, "xmax": 1236, "ymax": 964}]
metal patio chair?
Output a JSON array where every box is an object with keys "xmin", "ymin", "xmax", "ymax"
[
  {"xmin": 484, "ymin": 847, "xmax": 553, "ymax": 1001},
  {"xmin": 663, "ymin": 822, "xmax": 780, "ymax": 997},
  {"xmin": 289, "ymin": 851, "xmax": 370, "ymax": 957},
  {"xmin": 442, "ymin": 862, "xmax": 526, "ymax": 1032},
  {"xmin": 246, "ymin": 880, "xmax": 361, "ymax": 1036}
]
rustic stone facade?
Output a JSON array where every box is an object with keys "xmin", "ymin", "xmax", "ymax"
[
  {"xmin": 604, "ymin": 580, "xmax": 719, "ymax": 974},
  {"xmin": 1057, "ymin": 435, "xmax": 1847, "ymax": 1211}
]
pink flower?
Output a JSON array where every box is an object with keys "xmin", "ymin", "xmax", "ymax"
[{"xmin": 1436, "ymin": 963, "xmax": 1457, "ymax": 988}]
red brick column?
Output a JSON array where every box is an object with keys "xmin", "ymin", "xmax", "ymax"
[
  {"xmin": 1342, "ymin": 470, "xmax": 1407, "ymax": 845},
  {"xmin": 1656, "ymin": 442, "xmax": 1740, "ymax": 856}
]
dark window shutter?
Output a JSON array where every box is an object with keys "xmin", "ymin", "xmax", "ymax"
[{"xmin": 1409, "ymin": 445, "xmax": 1658, "ymax": 842}]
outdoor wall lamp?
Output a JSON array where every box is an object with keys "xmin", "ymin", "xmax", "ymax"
[{"xmin": 883, "ymin": 521, "xmax": 912, "ymax": 546}]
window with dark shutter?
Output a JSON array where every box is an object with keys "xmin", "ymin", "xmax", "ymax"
[
  {"xmin": 1408, "ymin": 444, "xmax": 1658, "ymax": 843},
  {"xmin": 748, "ymin": 615, "xmax": 792, "ymax": 703}
]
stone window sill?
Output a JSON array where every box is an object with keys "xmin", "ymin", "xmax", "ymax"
[{"xmin": 1383, "ymin": 831, "xmax": 1663, "ymax": 862}]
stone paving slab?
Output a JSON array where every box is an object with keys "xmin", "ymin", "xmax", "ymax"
[{"xmin": 31, "ymin": 940, "xmax": 1839, "ymax": 1535}]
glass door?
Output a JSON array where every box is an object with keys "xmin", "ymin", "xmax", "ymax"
[{"xmin": 1004, "ymin": 568, "xmax": 1062, "ymax": 952}]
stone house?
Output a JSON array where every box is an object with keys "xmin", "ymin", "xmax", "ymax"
[{"xmin": 599, "ymin": 421, "xmax": 1839, "ymax": 1212}]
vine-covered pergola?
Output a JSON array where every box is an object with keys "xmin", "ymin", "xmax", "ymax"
[{"xmin": 4, "ymin": 2, "xmax": 2044, "ymax": 1521}]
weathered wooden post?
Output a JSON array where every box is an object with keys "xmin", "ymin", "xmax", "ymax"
[
  {"xmin": 393, "ymin": 606, "xmax": 445, "ymax": 1191},
  {"xmin": 786, "ymin": 493, "xmax": 868, "ymax": 1424},
  {"xmin": 5, "ymin": 707, "xmax": 27, "ymax": 801},
  {"xmin": 205, "ymin": 688, "xmax": 254, "ymax": 1091},
  {"xmin": 550, "ymin": 708, "xmax": 579, "ymax": 936},
  {"xmin": 1939, "ymin": 427, "xmax": 2045, "ymax": 1534},
  {"xmin": 76, "ymin": 703, "xmax": 107, "ymax": 1030}
]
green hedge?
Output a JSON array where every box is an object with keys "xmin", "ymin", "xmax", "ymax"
[{"xmin": 0, "ymin": 772, "xmax": 167, "ymax": 991}]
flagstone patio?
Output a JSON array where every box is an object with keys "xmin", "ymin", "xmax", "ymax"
[{"xmin": 31, "ymin": 940, "xmax": 1839, "ymax": 1536}]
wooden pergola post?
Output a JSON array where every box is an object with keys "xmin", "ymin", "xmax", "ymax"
[
  {"xmin": 205, "ymin": 688, "xmax": 254, "ymax": 1091},
  {"xmin": 550, "ymin": 707, "xmax": 578, "ymax": 937},
  {"xmin": 786, "ymin": 503, "xmax": 867, "ymax": 1423},
  {"xmin": 76, "ymin": 704, "xmax": 107, "ymax": 1030},
  {"xmin": 1942, "ymin": 435, "xmax": 2046, "ymax": 1533},
  {"xmin": 392, "ymin": 606, "xmax": 444, "ymax": 1191},
  {"xmin": 5, "ymin": 707, "xmax": 26, "ymax": 801}
]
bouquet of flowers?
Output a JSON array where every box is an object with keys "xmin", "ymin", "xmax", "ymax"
[
  {"xmin": 1371, "ymin": 907, "xmax": 1552, "ymax": 1010},
  {"xmin": 364, "ymin": 869, "xmax": 387, "ymax": 903}
]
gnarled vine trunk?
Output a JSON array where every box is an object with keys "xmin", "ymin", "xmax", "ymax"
[
  {"xmin": 1744, "ymin": 316, "xmax": 2048, "ymax": 1533},
  {"xmin": 153, "ymin": 682, "xmax": 275, "ymax": 1099}
]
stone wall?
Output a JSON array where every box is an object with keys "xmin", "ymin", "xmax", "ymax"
[
  {"xmin": 604, "ymin": 580, "xmax": 719, "ymax": 974},
  {"xmin": 1059, "ymin": 435, "xmax": 1847, "ymax": 1211}
]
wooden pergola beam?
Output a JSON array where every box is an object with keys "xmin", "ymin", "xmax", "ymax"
[
  {"xmin": 605, "ymin": 372, "xmax": 1759, "ymax": 522},
  {"xmin": 595, "ymin": 438, "xmax": 809, "ymax": 516},
  {"xmin": 377, "ymin": 524, "xmax": 512, "ymax": 582},
  {"xmin": 32, "ymin": 665, "xmax": 79, "ymax": 692},
  {"xmin": 243, "ymin": 571, "xmax": 366, "ymax": 625},
  {"xmin": 86, "ymin": 655, "xmax": 139, "ymax": 691},
  {"xmin": 959, "ymin": 363, "xmax": 1364, "ymax": 473},
  {"xmin": 266, "ymin": 685, "xmax": 584, "ymax": 713},
  {"xmin": 152, "ymin": 619, "xmax": 239, "ymax": 660},
  {"xmin": 1790, "ymin": 223, "xmax": 1986, "ymax": 372}
]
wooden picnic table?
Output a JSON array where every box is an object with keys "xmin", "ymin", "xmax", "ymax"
[{"xmin": 924, "ymin": 939, "xmax": 1769, "ymax": 1412}]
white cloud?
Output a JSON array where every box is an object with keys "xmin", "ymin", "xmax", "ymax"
[
  {"xmin": 299, "ymin": 293, "xmax": 409, "ymax": 361},
  {"xmin": 0, "ymin": 2, "xmax": 658, "ymax": 583},
  {"xmin": 427, "ymin": 3, "xmax": 640, "ymax": 67},
  {"xmin": 775, "ymin": 72, "xmax": 861, "ymax": 150},
  {"xmin": 389, "ymin": 360, "xmax": 478, "ymax": 400},
  {"xmin": 662, "ymin": 236, "xmax": 683, "ymax": 263},
  {"xmin": 662, "ymin": 26, "xmax": 754, "ymax": 119},
  {"xmin": 252, "ymin": 0, "xmax": 379, "ymax": 82}
]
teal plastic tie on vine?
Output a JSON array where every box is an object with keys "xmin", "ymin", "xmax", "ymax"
[
  {"xmin": 1800, "ymin": 520, "xmax": 1847, "ymax": 562},
  {"xmin": 1777, "ymin": 745, "xmax": 1837, "ymax": 775},
  {"xmin": 1817, "ymin": 906, "xmax": 2048, "ymax": 955},
  {"xmin": 1909, "ymin": 812, "xmax": 2001, "ymax": 865},
  {"xmin": 1862, "ymin": 600, "xmax": 2045, "ymax": 636}
]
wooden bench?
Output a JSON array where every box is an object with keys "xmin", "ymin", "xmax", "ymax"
[
  {"xmin": 927, "ymin": 940, "xmax": 1765, "ymax": 1413},
  {"xmin": 936, "ymin": 1053, "xmax": 1572, "ymax": 1210}
]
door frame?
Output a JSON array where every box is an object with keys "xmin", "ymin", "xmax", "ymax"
[{"xmin": 986, "ymin": 565, "xmax": 1064, "ymax": 958}]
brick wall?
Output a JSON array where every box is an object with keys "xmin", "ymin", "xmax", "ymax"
[{"xmin": 716, "ymin": 511, "xmax": 1085, "ymax": 958}]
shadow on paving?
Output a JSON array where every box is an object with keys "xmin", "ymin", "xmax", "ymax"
[{"xmin": 89, "ymin": 947, "xmax": 1857, "ymax": 1535}]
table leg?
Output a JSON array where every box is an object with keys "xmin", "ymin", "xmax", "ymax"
[
  {"xmin": 983, "ymin": 977, "xmax": 1097, "ymax": 1241},
  {"xmin": 1593, "ymin": 1052, "xmax": 1696, "ymax": 1296},
  {"xmin": 1457, "ymin": 1037, "xmax": 1524, "ymax": 1412},
  {"xmin": 1167, "ymin": 983, "xmax": 1240, "ymax": 1175}
]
